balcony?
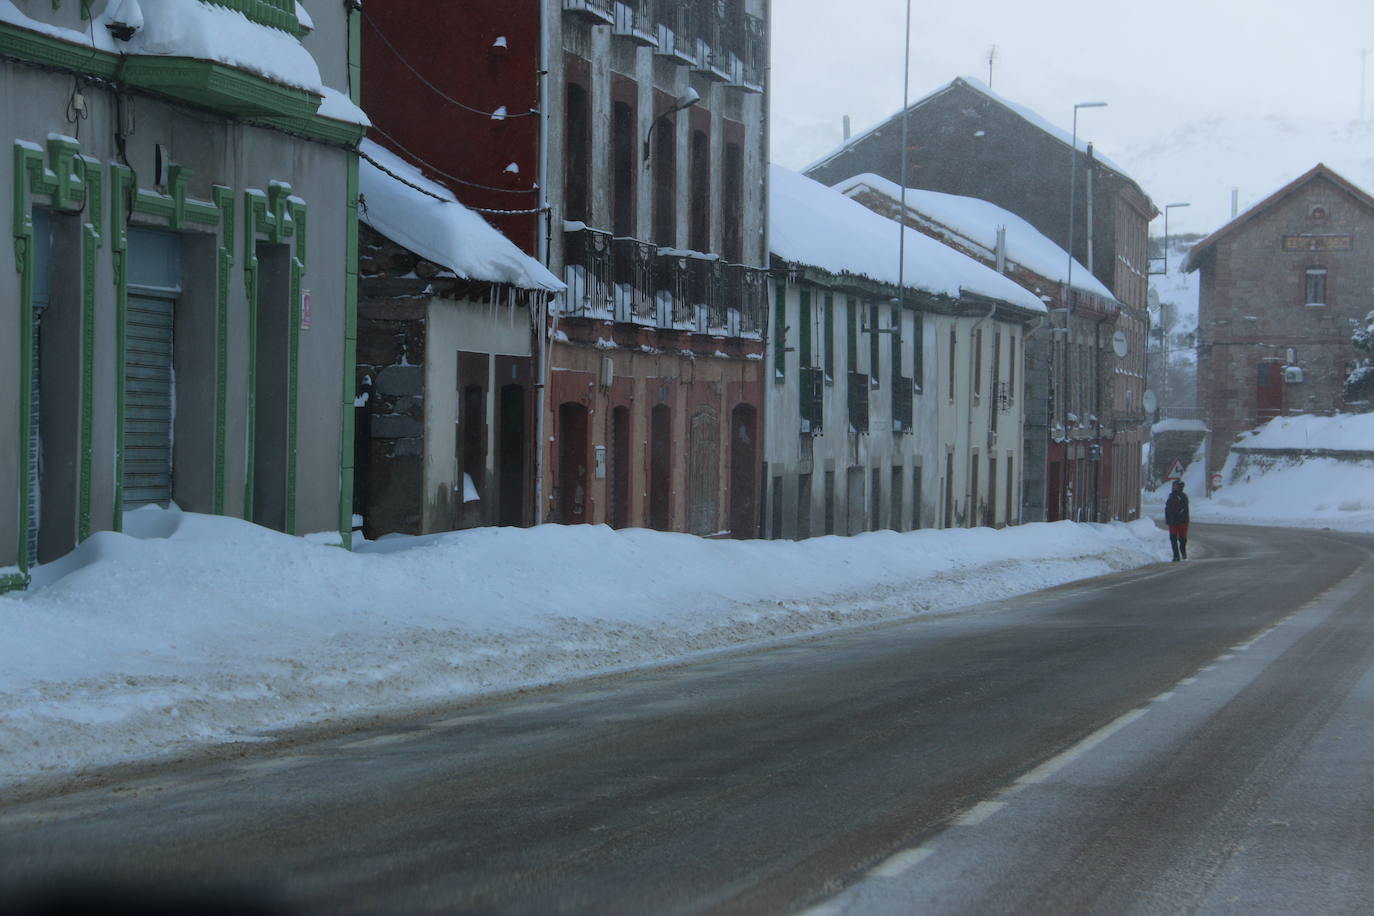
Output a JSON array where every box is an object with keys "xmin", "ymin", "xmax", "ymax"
[
  {"xmin": 654, "ymin": 6, "xmax": 698, "ymax": 66},
  {"xmin": 734, "ymin": 13, "xmax": 766, "ymax": 93},
  {"xmin": 562, "ymin": 226, "xmax": 614, "ymax": 318},
  {"xmin": 654, "ymin": 251, "xmax": 693, "ymax": 328},
  {"xmin": 563, "ymin": 0, "xmax": 615, "ymax": 25},
  {"xmin": 612, "ymin": 237, "xmax": 657, "ymax": 324},
  {"xmin": 612, "ymin": 0, "xmax": 658, "ymax": 46},
  {"xmin": 723, "ymin": 264, "xmax": 767, "ymax": 338}
]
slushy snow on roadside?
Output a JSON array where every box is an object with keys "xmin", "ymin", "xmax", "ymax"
[{"xmin": 0, "ymin": 511, "xmax": 1166, "ymax": 792}]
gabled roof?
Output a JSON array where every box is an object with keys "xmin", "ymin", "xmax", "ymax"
[
  {"xmin": 832, "ymin": 173, "xmax": 1116, "ymax": 301},
  {"xmin": 805, "ymin": 76, "xmax": 1137, "ymax": 190},
  {"xmin": 1180, "ymin": 163, "xmax": 1374, "ymax": 273},
  {"xmin": 769, "ymin": 165, "xmax": 1046, "ymax": 314}
]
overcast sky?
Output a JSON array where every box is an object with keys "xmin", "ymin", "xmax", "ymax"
[{"xmin": 770, "ymin": 0, "xmax": 1374, "ymax": 233}]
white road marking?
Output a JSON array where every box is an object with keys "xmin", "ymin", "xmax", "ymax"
[
  {"xmin": 1017, "ymin": 708, "xmax": 1149, "ymax": 786},
  {"xmin": 339, "ymin": 731, "xmax": 426, "ymax": 749},
  {"xmin": 954, "ymin": 801, "xmax": 1006, "ymax": 826},
  {"xmin": 427, "ymin": 714, "xmax": 491, "ymax": 729},
  {"xmin": 1155, "ymin": 691, "xmax": 1176, "ymax": 702},
  {"xmin": 872, "ymin": 846, "xmax": 936, "ymax": 877}
]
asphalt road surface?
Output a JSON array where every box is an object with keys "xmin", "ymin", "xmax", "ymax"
[{"xmin": 4, "ymin": 523, "xmax": 1373, "ymax": 915}]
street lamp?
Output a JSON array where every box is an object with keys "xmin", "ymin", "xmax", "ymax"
[
  {"xmin": 1062, "ymin": 101, "xmax": 1105, "ymax": 523},
  {"xmin": 1161, "ymin": 202, "xmax": 1190, "ymax": 274},
  {"xmin": 642, "ymin": 88, "xmax": 700, "ymax": 168},
  {"xmin": 1064, "ymin": 101, "xmax": 1107, "ymax": 300}
]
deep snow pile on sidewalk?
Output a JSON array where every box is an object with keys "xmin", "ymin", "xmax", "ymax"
[
  {"xmin": 0, "ymin": 512, "xmax": 1166, "ymax": 792},
  {"xmin": 1143, "ymin": 413, "xmax": 1374, "ymax": 531}
]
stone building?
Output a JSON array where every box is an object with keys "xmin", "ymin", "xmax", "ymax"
[
  {"xmin": 1, "ymin": 0, "xmax": 366, "ymax": 592},
  {"xmin": 804, "ymin": 77, "xmax": 1154, "ymax": 522},
  {"xmin": 1183, "ymin": 164, "xmax": 1374, "ymax": 481},
  {"xmin": 765, "ymin": 167, "xmax": 1045, "ymax": 539},
  {"xmin": 362, "ymin": 0, "xmax": 770, "ymax": 536}
]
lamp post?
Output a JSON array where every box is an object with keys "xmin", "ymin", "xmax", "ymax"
[
  {"xmin": 642, "ymin": 88, "xmax": 700, "ymax": 168},
  {"xmin": 1161, "ymin": 202, "xmax": 1190, "ymax": 274},
  {"xmin": 1059, "ymin": 101, "xmax": 1105, "ymax": 522}
]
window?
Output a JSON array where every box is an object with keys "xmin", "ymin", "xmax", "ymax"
[
  {"xmin": 948, "ymin": 327, "xmax": 957, "ymax": 401},
  {"xmin": 973, "ymin": 327, "xmax": 983, "ymax": 400},
  {"xmin": 722, "ymin": 139, "xmax": 743, "ymax": 262},
  {"xmin": 565, "ymin": 81, "xmax": 591, "ymax": 223},
  {"xmin": 869, "ymin": 303, "xmax": 881, "ymax": 388},
  {"xmin": 652, "ymin": 94, "xmax": 676, "ymax": 246},
  {"xmin": 1305, "ymin": 266, "xmax": 1327, "ymax": 305},
  {"xmin": 823, "ymin": 293, "xmax": 835, "ymax": 382},
  {"xmin": 799, "ymin": 288, "xmax": 812, "ymax": 367},
  {"xmin": 689, "ymin": 125, "xmax": 710, "ymax": 252},
  {"xmin": 773, "ymin": 280, "xmax": 787, "ymax": 383},
  {"xmin": 912, "ymin": 312, "xmax": 924, "ymax": 390},
  {"xmin": 846, "ymin": 297, "xmax": 858, "ymax": 370},
  {"xmin": 611, "ymin": 99, "xmax": 636, "ymax": 237},
  {"xmin": 1008, "ymin": 334, "xmax": 1016, "ymax": 404}
]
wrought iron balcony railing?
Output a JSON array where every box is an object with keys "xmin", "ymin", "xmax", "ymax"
[
  {"xmin": 736, "ymin": 12, "xmax": 766, "ymax": 92},
  {"xmin": 655, "ymin": 250, "xmax": 693, "ymax": 328},
  {"xmin": 612, "ymin": 0, "xmax": 658, "ymax": 46},
  {"xmin": 653, "ymin": 3, "xmax": 698, "ymax": 65},
  {"xmin": 723, "ymin": 264, "xmax": 767, "ymax": 338},
  {"xmin": 612, "ymin": 237, "xmax": 657, "ymax": 324},
  {"xmin": 563, "ymin": 0, "xmax": 616, "ymax": 25},
  {"xmin": 687, "ymin": 256, "xmax": 724, "ymax": 332},
  {"xmin": 562, "ymin": 226, "xmax": 614, "ymax": 318}
]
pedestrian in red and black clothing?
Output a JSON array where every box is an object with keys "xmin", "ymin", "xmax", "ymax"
[{"xmin": 1165, "ymin": 480, "xmax": 1190, "ymax": 561}]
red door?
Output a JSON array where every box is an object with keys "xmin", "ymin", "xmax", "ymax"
[{"xmin": 1256, "ymin": 361, "xmax": 1284, "ymax": 422}]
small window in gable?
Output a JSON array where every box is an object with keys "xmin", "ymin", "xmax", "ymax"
[{"xmin": 1309, "ymin": 205, "xmax": 1328, "ymax": 221}]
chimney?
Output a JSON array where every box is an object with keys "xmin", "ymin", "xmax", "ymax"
[
  {"xmin": 843, "ymin": 115, "xmax": 851, "ymax": 141},
  {"xmin": 1231, "ymin": 188, "xmax": 1239, "ymax": 218}
]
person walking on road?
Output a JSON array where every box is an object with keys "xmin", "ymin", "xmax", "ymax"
[{"xmin": 1165, "ymin": 479, "xmax": 1190, "ymax": 561}]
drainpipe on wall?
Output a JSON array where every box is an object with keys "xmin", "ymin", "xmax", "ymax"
[
  {"xmin": 1085, "ymin": 143, "xmax": 1095, "ymax": 277},
  {"xmin": 965, "ymin": 299, "xmax": 998, "ymax": 526},
  {"xmin": 533, "ymin": 0, "xmax": 552, "ymax": 526}
]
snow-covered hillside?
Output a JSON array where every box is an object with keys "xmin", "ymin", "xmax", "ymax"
[{"xmin": 1116, "ymin": 116, "xmax": 1374, "ymax": 236}]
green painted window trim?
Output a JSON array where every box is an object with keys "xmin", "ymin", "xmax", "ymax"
[
  {"xmin": 12, "ymin": 137, "xmax": 102, "ymax": 575},
  {"xmin": 244, "ymin": 183, "xmax": 307, "ymax": 535},
  {"xmin": 109, "ymin": 163, "xmax": 234, "ymax": 527},
  {"xmin": 798, "ymin": 288, "xmax": 812, "ymax": 368}
]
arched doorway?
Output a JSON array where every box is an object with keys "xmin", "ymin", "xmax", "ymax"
[
  {"xmin": 649, "ymin": 403, "xmax": 672, "ymax": 531},
  {"xmin": 557, "ymin": 402, "xmax": 589, "ymax": 524},
  {"xmin": 687, "ymin": 405, "xmax": 720, "ymax": 535},
  {"xmin": 728, "ymin": 404, "xmax": 757, "ymax": 538}
]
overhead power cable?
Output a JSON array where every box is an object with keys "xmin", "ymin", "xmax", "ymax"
[
  {"xmin": 367, "ymin": 125, "xmax": 538, "ymax": 195},
  {"xmin": 363, "ymin": 10, "xmax": 539, "ymax": 120}
]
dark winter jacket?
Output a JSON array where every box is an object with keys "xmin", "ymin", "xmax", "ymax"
[{"xmin": 1164, "ymin": 490, "xmax": 1190, "ymax": 526}]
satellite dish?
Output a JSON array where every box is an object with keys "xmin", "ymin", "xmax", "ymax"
[
  {"xmin": 1143, "ymin": 390, "xmax": 1158, "ymax": 414},
  {"xmin": 1112, "ymin": 329, "xmax": 1129, "ymax": 358},
  {"xmin": 1147, "ymin": 288, "xmax": 1161, "ymax": 313}
]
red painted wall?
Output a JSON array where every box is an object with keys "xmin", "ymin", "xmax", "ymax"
[{"xmin": 361, "ymin": 1, "xmax": 542, "ymax": 252}]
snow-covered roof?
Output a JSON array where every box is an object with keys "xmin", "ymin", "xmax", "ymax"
[
  {"xmin": 805, "ymin": 76, "xmax": 1127, "ymax": 181},
  {"xmin": 833, "ymin": 173, "xmax": 1116, "ymax": 301},
  {"xmin": 360, "ymin": 139, "xmax": 563, "ymax": 293},
  {"xmin": 0, "ymin": 0, "xmax": 327, "ymax": 96},
  {"xmin": 769, "ymin": 165, "xmax": 1046, "ymax": 314}
]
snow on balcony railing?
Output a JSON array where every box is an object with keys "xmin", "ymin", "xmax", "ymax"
[
  {"xmin": 202, "ymin": 0, "xmax": 304, "ymax": 36},
  {"xmin": 561, "ymin": 225, "xmax": 614, "ymax": 318}
]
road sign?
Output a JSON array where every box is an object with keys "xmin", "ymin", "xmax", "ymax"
[{"xmin": 1166, "ymin": 459, "xmax": 1186, "ymax": 481}]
